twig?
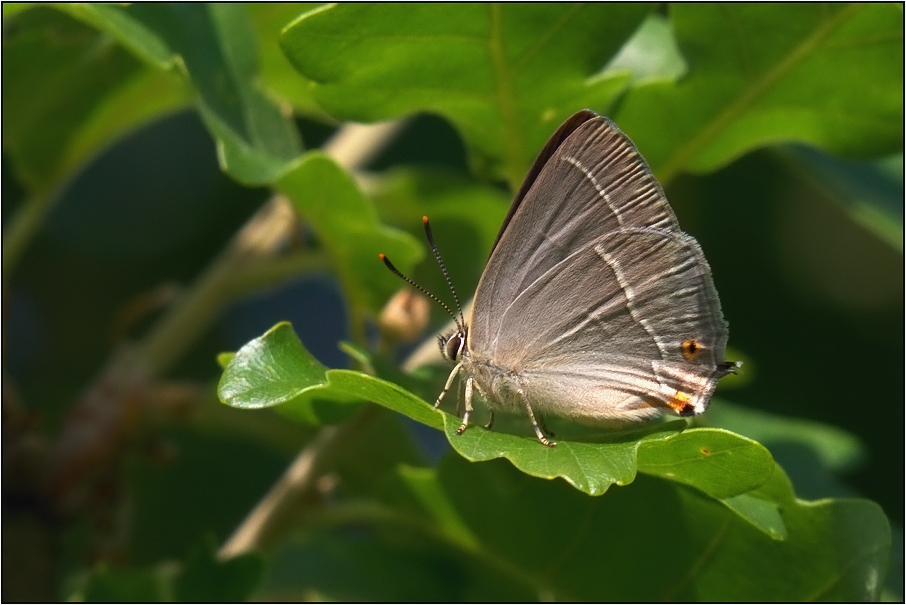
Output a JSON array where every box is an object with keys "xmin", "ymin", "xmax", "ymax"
[
  {"xmin": 138, "ymin": 195, "xmax": 301, "ymax": 377},
  {"xmin": 218, "ymin": 405, "xmax": 380, "ymax": 558}
]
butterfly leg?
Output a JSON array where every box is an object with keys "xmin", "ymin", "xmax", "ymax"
[
  {"xmin": 518, "ymin": 390, "xmax": 556, "ymax": 447},
  {"xmin": 484, "ymin": 411, "xmax": 495, "ymax": 429},
  {"xmin": 435, "ymin": 362, "xmax": 462, "ymax": 408},
  {"xmin": 455, "ymin": 376, "xmax": 474, "ymax": 435},
  {"xmin": 537, "ymin": 414, "xmax": 555, "ymax": 438}
]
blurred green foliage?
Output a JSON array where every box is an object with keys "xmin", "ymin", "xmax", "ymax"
[{"xmin": 2, "ymin": 3, "xmax": 901, "ymax": 601}]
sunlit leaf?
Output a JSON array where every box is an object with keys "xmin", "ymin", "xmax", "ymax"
[
  {"xmin": 635, "ymin": 427, "xmax": 775, "ymax": 499},
  {"xmin": 281, "ymin": 4, "xmax": 649, "ymax": 186},
  {"xmin": 219, "ymin": 322, "xmax": 328, "ymax": 409},
  {"xmin": 615, "ymin": 4, "xmax": 903, "ymax": 183},
  {"xmin": 246, "ymin": 3, "xmax": 328, "ymax": 119}
]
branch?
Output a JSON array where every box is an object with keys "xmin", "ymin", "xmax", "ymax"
[
  {"xmin": 218, "ymin": 405, "xmax": 380, "ymax": 558},
  {"xmin": 44, "ymin": 118, "xmax": 409, "ymax": 523}
]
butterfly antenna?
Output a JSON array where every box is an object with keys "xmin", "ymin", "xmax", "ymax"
[
  {"xmin": 421, "ymin": 216, "xmax": 465, "ymax": 328},
  {"xmin": 379, "ymin": 253, "xmax": 463, "ymax": 331}
]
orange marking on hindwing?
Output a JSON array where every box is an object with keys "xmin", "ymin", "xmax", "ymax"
[{"xmin": 666, "ymin": 391, "xmax": 695, "ymax": 415}]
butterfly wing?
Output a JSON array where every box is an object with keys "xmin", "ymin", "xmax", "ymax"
[
  {"xmin": 473, "ymin": 227, "xmax": 729, "ymax": 422},
  {"xmin": 466, "ymin": 110, "xmax": 728, "ymax": 422},
  {"xmin": 469, "ymin": 112, "xmax": 681, "ymax": 347}
]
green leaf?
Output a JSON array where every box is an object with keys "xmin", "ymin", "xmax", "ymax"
[
  {"xmin": 692, "ymin": 464, "xmax": 890, "ymax": 601},
  {"xmin": 372, "ymin": 168, "xmax": 511, "ymax": 259},
  {"xmin": 281, "ymin": 4, "xmax": 649, "ymax": 186},
  {"xmin": 260, "ymin": 459, "xmax": 888, "ymax": 600},
  {"xmin": 262, "ymin": 529, "xmax": 464, "ymax": 601},
  {"xmin": 57, "ymin": 3, "xmax": 175, "ymax": 69},
  {"xmin": 635, "ymin": 427, "xmax": 775, "ymax": 499},
  {"xmin": 615, "ymin": 4, "xmax": 903, "ymax": 183},
  {"xmin": 721, "ymin": 492, "xmax": 787, "ymax": 540},
  {"xmin": 397, "ymin": 464, "xmax": 479, "ymax": 550},
  {"xmin": 324, "ymin": 369, "xmax": 443, "ymax": 430},
  {"xmin": 3, "ymin": 4, "xmax": 303, "ymax": 274},
  {"xmin": 68, "ymin": 4, "xmax": 302, "ymax": 185},
  {"xmin": 2, "ymin": 7, "xmax": 187, "ymax": 191},
  {"xmin": 246, "ymin": 3, "xmax": 328, "ymax": 119},
  {"xmin": 605, "ymin": 12, "xmax": 687, "ymax": 85},
  {"xmin": 370, "ymin": 168, "xmax": 511, "ymax": 302},
  {"xmin": 277, "ymin": 152, "xmax": 424, "ymax": 323},
  {"xmin": 217, "ymin": 322, "xmax": 360, "ymax": 425},
  {"xmin": 443, "ymin": 415, "xmax": 681, "ymax": 496},
  {"xmin": 218, "ymin": 323, "xmax": 438, "ymax": 428},
  {"xmin": 2, "ymin": 3, "xmax": 35, "ymax": 19},
  {"xmin": 219, "ymin": 322, "xmax": 329, "ymax": 410},
  {"xmin": 444, "ymin": 417, "xmax": 774, "ymax": 500},
  {"xmin": 701, "ymin": 401, "xmax": 868, "ymax": 503},
  {"xmin": 329, "ymin": 407, "xmax": 428, "ymax": 502},
  {"xmin": 215, "ymin": 352, "xmax": 234, "ymax": 370},
  {"xmin": 428, "ymin": 455, "xmax": 889, "ymax": 601},
  {"xmin": 1, "ymin": 7, "xmax": 194, "ymax": 275},
  {"xmin": 217, "ymin": 324, "xmax": 887, "ymax": 598}
]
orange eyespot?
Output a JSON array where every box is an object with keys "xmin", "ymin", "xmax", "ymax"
[{"xmin": 681, "ymin": 338, "xmax": 702, "ymax": 360}]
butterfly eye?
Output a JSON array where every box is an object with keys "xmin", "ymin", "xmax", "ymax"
[
  {"xmin": 681, "ymin": 338, "xmax": 702, "ymax": 360},
  {"xmin": 442, "ymin": 332, "xmax": 464, "ymax": 361}
]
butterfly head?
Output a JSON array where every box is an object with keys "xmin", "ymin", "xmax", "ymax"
[{"xmin": 438, "ymin": 327, "xmax": 468, "ymax": 362}]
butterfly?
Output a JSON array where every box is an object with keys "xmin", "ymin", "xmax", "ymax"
[{"xmin": 383, "ymin": 110, "xmax": 737, "ymax": 446}]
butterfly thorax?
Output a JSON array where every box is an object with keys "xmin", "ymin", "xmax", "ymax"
[{"xmin": 438, "ymin": 326, "xmax": 526, "ymax": 412}]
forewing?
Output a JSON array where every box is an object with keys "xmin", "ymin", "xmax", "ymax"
[{"xmin": 470, "ymin": 113, "xmax": 680, "ymax": 345}]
